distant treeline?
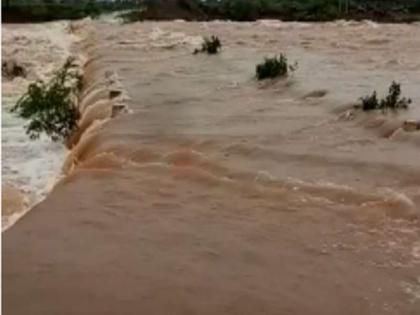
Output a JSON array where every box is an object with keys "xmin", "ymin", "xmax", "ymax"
[
  {"xmin": 121, "ymin": 0, "xmax": 420, "ymax": 23},
  {"xmin": 2, "ymin": 0, "xmax": 139, "ymax": 23},
  {"xmin": 3, "ymin": 0, "xmax": 420, "ymax": 23},
  {"xmin": 203, "ymin": 0, "xmax": 420, "ymax": 21}
]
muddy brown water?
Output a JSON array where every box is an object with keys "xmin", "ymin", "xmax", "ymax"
[{"xmin": 3, "ymin": 20, "xmax": 420, "ymax": 314}]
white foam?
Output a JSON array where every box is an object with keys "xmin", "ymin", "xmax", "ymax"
[
  {"xmin": 2, "ymin": 99, "xmax": 67, "ymax": 231},
  {"xmin": 412, "ymin": 242, "xmax": 420, "ymax": 261},
  {"xmin": 401, "ymin": 279, "xmax": 420, "ymax": 302},
  {"xmin": 254, "ymin": 170, "xmax": 276, "ymax": 183},
  {"xmin": 381, "ymin": 188, "xmax": 417, "ymax": 211}
]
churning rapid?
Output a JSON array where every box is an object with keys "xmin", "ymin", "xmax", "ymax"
[
  {"xmin": 3, "ymin": 19, "xmax": 420, "ymax": 314},
  {"xmin": 1, "ymin": 22, "xmax": 79, "ymax": 230}
]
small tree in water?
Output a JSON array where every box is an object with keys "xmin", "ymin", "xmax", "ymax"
[
  {"xmin": 359, "ymin": 90, "xmax": 380, "ymax": 111},
  {"xmin": 194, "ymin": 36, "xmax": 222, "ymax": 55},
  {"xmin": 11, "ymin": 57, "xmax": 82, "ymax": 142},
  {"xmin": 358, "ymin": 81, "xmax": 411, "ymax": 112},
  {"xmin": 380, "ymin": 81, "xmax": 411, "ymax": 111},
  {"xmin": 256, "ymin": 54, "xmax": 297, "ymax": 80}
]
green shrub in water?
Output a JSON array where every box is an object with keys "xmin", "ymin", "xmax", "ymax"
[
  {"xmin": 194, "ymin": 36, "xmax": 222, "ymax": 55},
  {"xmin": 256, "ymin": 54, "xmax": 297, "ymax": 80},
  {"xmin": 358, "ymin": 81, "xmax": 411, "ymax": 112},
  {"xmin": 380, "ymin": 81, "xmax": 411, "ymax": 111},
  {"xmin": 359, "ymin": 90, "xmax": 380, "ymax": 111},
  {"xmin": 11, "ymin": 57, "xmax": 82, "ymax": 142}
]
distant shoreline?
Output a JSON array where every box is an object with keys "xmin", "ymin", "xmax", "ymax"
[
  {"xmin": 3, "ymin": 0, "xmax": 420, "ymax": 24},
  {"xmin": 1, "ymin": 3, "xmax": 133, "ymax": 23}
]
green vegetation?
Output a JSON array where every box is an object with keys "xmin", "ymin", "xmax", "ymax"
[
  {"xmin": 359, "ymin": 91, "xmax": 380, "ymax": 111},
  {"xmin": 2, "ymin": 0, "xmax": 139, "ymax": 23},
  {"xmin": 4, "ymin": 0, "xmax": 420, "ymax": 23},
  {"xmin": 11, "ymin": 57, "xmax": 82, "ymax": 142},
  {"xmin": 119, "ymin": 9, "xmax": 144, "ymax": 23},
  {"xmin": 118, "ymin": 0, "xmax": 207, "ymax": 23},
  {"xmin": 204, "ymin": 0, "xmax": 420, "ymax": 21},
  {"xmin": 256, "ymin": 54, "xmax": 297, "ymax": 80},
  {"xmin": 358, "ymin": 81, "xmax": 411, "ymax": 112},
  {"xmin": 203, "ymin": 0, "xmax": 340, "ymax": 21},
  {"xmin": 194, "ymin": 36, "xmax": 222, "ymax": 55},
  {"xmin": 119, "ymin": 0, "xmax": 420, "ymax": 23}
]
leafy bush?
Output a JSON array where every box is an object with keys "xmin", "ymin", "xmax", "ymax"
[
  {"xmin": 11, "ymin": 57, "xmax": 82, "ymax": 142},
  {"xmin": 194, "ymin": 36, "xmax": 222, "ymax": 55},
  {"xmin": 381, "ymin": 82, "xmax": 411, "ymax": 110},
  {"xmin": 360, "ymin": 91, "xmax": 380, "ymax": 111},
  {"xmin": 358, "ymin": 81, "xmax": 411, "ymax": 112},
  {"xmin": 256, "ymin": 54, "xmax": 297, "ymax": 80}
]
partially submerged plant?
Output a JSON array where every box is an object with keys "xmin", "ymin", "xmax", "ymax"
[
  {"xmin": 358, "ymin": 81, "xmax": 411, "ymax": 112},
  {"xmin": 11, "ymin": 57, "xmax": 82, "ymax": 142},
  {"xmin": 194, "ymin": 35, "xmax": 222, "ymax": 55},
  {"xmin": 360, "ymin": 90, "xmax": 380, "ymax": 111},
  {"xmin": 380, "ymin": 81, "xmax": 411, "ymax": 110},
  {"xmin": 256, "ymin": 54, "xmax": 297, "ymax": 80},
  {"xmin": 2, "ymin": 59, "xmax": 26, "ymax": 80}
]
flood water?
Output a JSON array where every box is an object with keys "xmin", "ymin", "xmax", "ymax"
[
  {"xmin": 1, "ymin": 22, "xmax": 74, "ymax": 229},
  {"xmin": 3, "ymin": 19, "xmax": 420, "ymax": 314}
]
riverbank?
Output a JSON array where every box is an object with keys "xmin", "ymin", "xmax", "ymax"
[
  {"xmin": 3, "ymin": 19, "xmax": 420, "ymax": 314},
  {"xmin": 119, "ymin": 0, "xmax": 420, "ymax": 23},
  {"xmin": 3, "ymin": 0, "xmax": 420, "ymax": 24}
]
